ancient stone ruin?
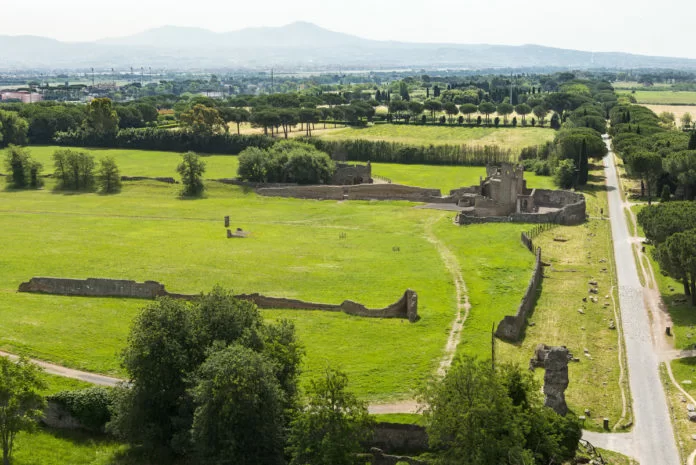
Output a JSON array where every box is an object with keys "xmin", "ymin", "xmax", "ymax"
[
  {"xmin": 332, "ymin": 161, "xmax": 372, "ymax": 185},
  {"xmin": 18, "ymin": 277, "xmax": 418, "ymax": 322},
  {"xmin": 529, "ymin": 344, "xmax": 571, "ymax": 416},
  {"xmin": 453, "ymin": 163, "xmax": 586, "ymax": 226}
]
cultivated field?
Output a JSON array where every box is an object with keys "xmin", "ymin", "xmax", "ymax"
[
  {"xmin": 315, "ymin": 125, "xmax": 555, "ymax": 149},
  {"xmin": 632, "ymin": 90, "xmax": 696, "ymax": 105},
  {"xmin": 641, "ymin": 104, "xmax": 696, "ymax": 126}
]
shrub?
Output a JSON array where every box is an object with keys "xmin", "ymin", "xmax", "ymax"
[
  {"xmin": 238, "ymin": 141, "xmax": 335, "ymax": 184},
  {"xmin": 97, "ymin": 156, "xmax": 121, "ymax": 193},
  {"xmin": 178, "ymin": 151, "xmax": 206, "ymax": 197},
  {"xmin": 53, "ymin": 149, "xmax": 95, "ymax": 191},
  {"xmin": 554, "ymin": 159, "xmax": 576, "ymax": 189},
  {"xmin": 49, "ymin": 387, "xmax": 113, "ymax": 432},
  {"xmin": 4, "ymin": 145, "xmax": 43, "ymax": 189}
]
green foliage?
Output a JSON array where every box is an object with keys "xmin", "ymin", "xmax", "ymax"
[
  {"xmin": 177, "ymin": 151, "xmax": 206, "ymax": 197},
  {"xmin": 554, "ymin": 159, "xmax": 576, "ymax": 189},
  {"xmin": 288, "ymin": 367, "xmax": 374, "ymax": 465},
  {"xmin": 52, "ymin": 149, "xmax": 95, "ymax": 191},
  {"xmin": 48, "ymin": 387, "xmax": 112, "ymax": 432},
  {"xmin": 97, "ymin": 156, "xmax": 121, "ymax": 194},
  {"xmin": 423, "ymin": 357, "xmax": 580, "ymax": 465},
  {"xmin": 626, "ymin": 151, "xmax": 662, "ymax": 200},
  {"xmin": 3, "ymin": 145, "xmax": 42, "ymax": 189},
  {"xmin": 0, "ymin": 110, "xmax": 29, "ymax": 148},
  {"xmin": 662, "ymin": 184, "xmax": 672, "ymax": 202},
  {"xmin": 179, "ymin": 104, "xmax": 226, "ymax": 135},
  {"xmin": 0, "ymin": 356, "xmax": 46, "ymax": 465},
  {"xmin": 637, "ymin": 201, "xmax": 696, "ymax": 244},
  {"xmin": 238, "ymin": 141, "xmax": 335, "ymax": 184},
  {"xmin": 109, "ymin": 286, "xmax": 302, "ymax": 458},
  {"xmin": 192, "ymin": 345, "xmax": 286, "ymax": 465},
  {"xmin": 654, "ymin": 229, "xmax": 696, "ymax": 305},
  {"xmin": 85, "ymin": 98, "xmax": 119, "ymax": 136}
]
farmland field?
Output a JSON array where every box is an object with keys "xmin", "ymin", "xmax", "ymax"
[
  {"xmin": 632, "ymin": 90, "xmax": 696, "ymax": 105},
  {"xmin": 641, "ymin": 104, "xmax": 696, "ymax": 126},
  {"xmin": 314, "ymin": 125, "xmax": 555, "ymax": 149}
]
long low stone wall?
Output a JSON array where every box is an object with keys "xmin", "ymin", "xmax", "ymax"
[
  {"xmin": 495, "ymin": 245, "xmax": 543, "ymax": 342},
  {"xmin": 18, "ymin": 277, "xmax": 418, "ymax": 322},
  {"xmin": 18, "ymin": 277, "xmax": 167, "ymax": 299},
  {"xmin": 121, "ymin": 176, "xmax": 177, "ymax": 184},
  {"xmin": 256, "ymin": 183, "xmax": 443, "ymax": 202}
]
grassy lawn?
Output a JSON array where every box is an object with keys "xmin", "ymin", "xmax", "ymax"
[
  {"xmin": 642, "ymin": 104, "xmax": 696, "ymax": 126},
  {"xmin": 633, "ymin": 90, "xmax": 696, "ymax": 105},
  {"xmin": 5, "ymin": 145, "xmax": 240, "ymax": 179},
  {"xmin": 496, "ymin": 165, "xmax": 629, "ymax": 432},
  {"xmin": 11, "ymin": 429, "xmax": 127, "ymax": 465},
  {"xmin": 371, "ymin": 163, "xmax": 555, "ymax": 193},
  {"xmin": 314, "ymin": 125, "xmax": 555, "ymax": 150}
]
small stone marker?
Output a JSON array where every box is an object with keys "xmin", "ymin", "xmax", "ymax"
[
  {"xmin": 688, "ymin": 411, "xmax": 696, "ymax": 422},
  {"xmin": 687, "ymin": 404, "xmax": 695, "ymax": 412},
  {"xmin": 603, "ymin": 418, "xmax": 609, "ymax": 429},
  {"xmin": 579, "ymin": 415, "xmax": 586, "ymax": 421},
  {"xmin": 224, "ymin": 216, "xmax": 230, "ymax": 227},
  {"xmin": 578, "ymin": 308, "xmax": 585, "ymax": 315},
  {"xmin": 666, "ymin": 326, "xmax": 671, "ymax": 336},
  {"xmin": 227, "ymin": 229, "xmax": 232, "ymax": 238},
  {"xmin": 683, "ymin": 380, "xmax": 693, "ymax": 385},
  {"xmin": 585, "ymin": 409, "xmax": 591, "ymax": 416}
]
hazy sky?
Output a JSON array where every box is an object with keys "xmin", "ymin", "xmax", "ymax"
[{"xmin": 4, "ymin": 0, "xmax": 690, "ymax": 58}]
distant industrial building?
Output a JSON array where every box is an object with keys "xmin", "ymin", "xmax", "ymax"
[{"xmin": 0, "ymin": 91, "xmax": 43, "ymax": 103}]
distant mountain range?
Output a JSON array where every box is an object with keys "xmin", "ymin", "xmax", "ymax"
[{"xmin": 2, "ymin": 21, "xmax": 696, "ymax": 71}]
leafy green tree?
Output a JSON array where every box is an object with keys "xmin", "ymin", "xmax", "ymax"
[
  {"xmin": 638, "ymin": 201, "xmax": 696, "ymax": 245},
  {"xmin": 459, "ymin": 103, "xmax": 478, "ymax": 123},
  {"xmin": 496, "ymin": 103, "xmax": 514, "ymax": 125},
  {"xmin": 515, "ymin": 103, "xmax": 532, "ymax": 124},
  {"xmin": 655, "ymin": 229, "xmax": 696, "ymax": 304},
  {"xmin": 177, "ymin": 151, "xmax": 206, "ymax": 197},
  {"xmin": 554, "ymin": 159, "xmax": 576, "ymax": 189},
  {"xmin": 550, "ymin": 112, "xmax": 561, "ymax": 130},
  {"xmin": 251, "ymin": 108, "xmax": 281, "ymax": 136},
  {"xmin": 627, "ymin": 151, "xmax": 662, "ymax": 202},
  {"xmin": 388, "ymin": 100, "xmax": 408, "ymax": 122},
  {"xmin": 228, "ymin": 108, "xmax": 250, "ymax": 135},
  {"xmin": 4, "ymin": 146, "xmax": 42, "ymax": 189},
  {"xmin": 85, "ymin": 98, "xmax": 119, "ymax": 136},
  {"xmin": 443, "ymin": 102, "xmax": 459, "ymax": 124},
  {"xmin": 52, "ymin": 149, "xmax": 95, "ymax": 191},
  {"xmin": 277, "ymin": 108, "xmax": 299, "ymax": 139},
  {"xmin": 424, "ymin": 100, "xmax": 442, "ymax": 123},
  {"xmin": 398, "ymin": 81, "xmax": 410, "ymax": 101},
  {"xmin": 689, "ymin": 131, "xmax": 696, "ymax": 150},
  {"xmin": 0, "ymin": 111, "xmax": 28, "ymax": 147},
  {"xmin": 0, "ymin": 356, "xmax": 46, "ymax": 465},
  {"xmin": 661, "ymin": 185, "xmax": 671, "ymax": 202},
  {"xmin": 478, "ymin": 102, "xmax": 496, "ymax": 125},
  {"xmin": 288, "ymin": 367, "xmax": 373, "ymax": 465},
  {"xmin": 97, "ymin": 156, "xmax": 121, "ymax": 194},
  {"xmin": 533, "ymin": 105, "xmax": 548, "ymax": 126},
  {"xmin": 664, "ymin": 151, "xmax": 696, "ymax": 199},
  {"xmin": 191, "ymin": 345, "xmax": 286, "ymax": 465},
  {"xmin": 180, "ymin": 104, "xmax": 226, "ymax": 135},
  {"xmin": 298, "ymin": 108, "xmax": 320, "ymax": 136},
  {"xmin": 407, "ymin": 102, "xmax": 424, "ymax": 123}
]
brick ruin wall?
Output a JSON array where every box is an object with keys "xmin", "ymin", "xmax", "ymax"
[
  {"xmin": 495, "ymin": 238, "xmax": 543, "ymax": 342},
  {"xmin": 256, "ymin": 183, "xmax": 443, "ymax": 203},
  {"xmin": 18, "ymin": 278, "xmax": 418, "ymax": 322}
]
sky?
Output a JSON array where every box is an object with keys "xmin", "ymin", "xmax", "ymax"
[{"xmin": 3, "ymin": 0, "xmax": 691, "ymax": 58}]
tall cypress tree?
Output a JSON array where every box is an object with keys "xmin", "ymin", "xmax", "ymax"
[
  {"xmin": 688, "ymin": 131, "xmax": 696, "ymax": 150},
  {"xmin": 578, "ymin": 139, "xmax": 589, "ymax": 186}
]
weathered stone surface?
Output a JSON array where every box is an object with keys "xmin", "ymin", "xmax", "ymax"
[
  {"xmin": 529, "ymin": 344, "xmax": 570, "ymax": 416},
  {"xmin": 688, "ymin": 411, "xmax": 696, "ymax": 422}
]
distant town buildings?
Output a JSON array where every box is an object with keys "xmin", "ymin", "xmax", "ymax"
[{"xmin": 0, "ymin": 90, "xmax": 43, "ymax": 103}]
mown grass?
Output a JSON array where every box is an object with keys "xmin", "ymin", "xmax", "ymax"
[
  {"xmin": 496, "ymin": 165, "xmax": 628, "ymax": 432},
  {"xmin": 633, "ymin": 90, "xmax": 696, "ymax": 105},
  {"xmin": 371, "ymin": 163, "xmax": 555, "ymax": 193},
  {"xmin": 372, "ymin": 413, "xmax": 425, "ymax": 425},
  {"xmin": 314, "ymin": 125, "xmax": 555, "ymax": 149},
  {"xmin": 12, "ymin": 429, "xmax": 127, "ymax": 465},
  {"xmin": 4, "ymin": 145, "xmax": 240, "ymax": 179}
]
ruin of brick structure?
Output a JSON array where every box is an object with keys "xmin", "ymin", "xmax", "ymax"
[
  {"xmin": 332, "ymin": 161, "xmax": 372, "ymax": 185},
  {"xmin": 529, "ymin": 344, "xmax": 571, "ymax": 416},
  {"xmin": 453, "ymin": 163, "xmax": 586, "ymax": 226}
]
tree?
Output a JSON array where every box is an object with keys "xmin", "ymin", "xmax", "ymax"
[
  {"xmin": 180, "ymin": 104, "xmax": 226, "ymax": 135},
  {"xmin": 0, "ymin": 111, "xmax": 28, "ymax": 147},
  {"xmin": 478, "ymin": 102, "xmax": 496, "ymax": 125},
  {"xmin": 554, "ymin": 159, "xmax": 576, "ymax": 189},
  {"xmin": 550, "ymin": 112, "xmax": 561, "ymax": 130},
  {"xmin": 496, "ymin": 103, "xmax": 514, "ymax": 125},
  {"xmin": 0, "ymin": 357, "xmax": 46, "ymax": 465},
  {"xmin": 515, "ymin": 103, "xmax": 532, "ymax": 124},
  {"xmin": 191, "ymin": 345, "xmax": 286, "ymax": 465},
  {"xmin": 298, "ymin": 108, "xmax": 320, "ymax": 136},
  {"xmin": 225, "ymin": 108, "xmax": 250, "ymax": 135},
  {"xmin": 424, "ymin": 100, "xmax": 442, "ymax": 123},
  {"xmin": 277, "ymin": 108, "xmax": 299, "ymax": 139},
  {"xmin": 664, "ymin": 151, "xmax": 696, "ymax": 200},
  {"xmin": 422, "ymin": 356, "xmax": 580, "ymax": 465},
  {"xmin": 689, "ymin": 131, "xmax": 696, "ymax": 150},
  {"xmin": 682, "ymin": 113, "xmax": 693, "ymax": 129},
  {"xmin": 533, "ymin": 105, "xmax": 548, "ymax": 127},
  {"xmin": 627, "ymin": 151, "xmax": 662, "ymax": 203},
  {"xmin": 398, "ymin": 81, "xmax": 410, "ymax": 101},
  {"xmin": 52, "ymin": 149, "xmax": 95, "ymax": 191},
  {"xmin": 177, "ymin": 152, "xmax": 206, "ymax": 197},
  {"xmin": 388, "ymin": 100, "xmax": 408, "ymax": 122},
  {"xmin": 459, "ymin": 103, "xmax": 478, "ymax": 123},
  {"xmin": 108, "ymin": 287, "xmax": 302, "ymax": 458},
  {"xmin": 97, "ymin": 156, "xmax": 121, "ymax": 194},
  {"xmin": 251, "ymin": 108, "xmax": 281, "ymax": 136},
  {"xmin": 288, "ymin": 367, "xmax": 373, "ymax": 465},
  {"xmin": 655, "ymin": 229, "xmax": 696, "ymax": 304},
  {"xmin": 85, "ymin": 98, "xmax": 119, "ymax": 136},
  {"xmin": 3, "ymin": 146, "xmax": 42, "ymax": 189},
  {"xmin": 407, "ymin": 102, "xmax": 424, "ymax": 123},
  {"xmin": 443, "ymin": 102, "xmax": 459, "ymax": 124},
  {"xmin": 638, "ymin": 201, "xmax": 696, "ymax": 245}
]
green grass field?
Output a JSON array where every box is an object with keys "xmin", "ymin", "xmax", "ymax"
[
  {"xmin": 632, "ymin": 90, "xmax": 696, "ymax": 105},
  {"xmin": 314, "ymin": 125, "xmax": 555, "ymax": 149},
  {"xmin": 371, "ymin": 163, "xmax": 555, "ymax": 193}
]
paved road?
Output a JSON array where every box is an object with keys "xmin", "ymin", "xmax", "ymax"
[{"xmin": 604, "ymin": 141, "xmax": 679, "ymax": 464}]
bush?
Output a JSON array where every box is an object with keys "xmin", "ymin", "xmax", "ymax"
[
  {"xmin": 554, "ymin": 159, "xmax": 576, "ymax": 189},
  {"xmin": 49, "ymin": 387, "xmax": 113, "ymax": 432},
  {"xmin": 53, "ymin": 149, "xmax": 95, "ymax": 191},
  {"xmin": 178, "ymin": 151, "xmax": 206, "ymax": 197},
  {"xmin": 97, "ymin": 156, "xmax": 121, "ymax": 194},
  {"xmin": 238, "ymin": 141, "xmax": 335, "ymax": 184},
  {"xmin": 4, "ymin": 145, "xmax": 43, "ymax": 189}
]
